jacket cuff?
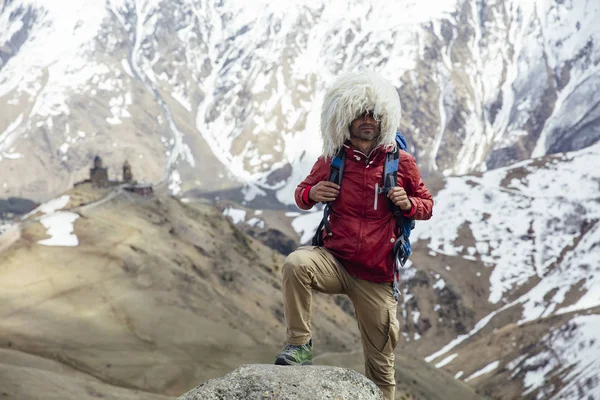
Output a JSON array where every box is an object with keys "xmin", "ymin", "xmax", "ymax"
[
  {"xmin": 402, "ymin": 198, "xmax": 416, "ymax": 218},
  {"xmin": 302, "ymin": 186, "xmax": 315, "ymax": 205}
]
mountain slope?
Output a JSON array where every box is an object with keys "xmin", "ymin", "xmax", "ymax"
[
  {"xmin": 394, "ymin": 142, "xmax": 600, "ymax": 399},
  {"xmin": 0, "ymin": 185, "xmax": 485, "ymax": 400},
  {"xmin": 317, "ymin": 349, "xmax": 483, "ymax": 400},
  {"xmin": 0, "ymin": 348, "xmax": 170, "ymax": 400},
  {"xmin": 0, "ymin": 185, "xmax": 362, "ymax": 397},
  {"xmin": 1, "ymin": 0, "xmax": 600, "ymax": 205}
]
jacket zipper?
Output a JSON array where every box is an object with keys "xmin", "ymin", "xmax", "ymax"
[
  {"xmin": 354, "ymin": 153, "xmax": 370, "ymax": 259},
  {"xmin": 352, "ymin": 148, "xmax": 380, "ymax": 265}
]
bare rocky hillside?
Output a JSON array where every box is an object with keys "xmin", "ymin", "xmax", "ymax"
[{"xmin": 0, "ymin": 185, "xmax": 481, "ymax": 400}]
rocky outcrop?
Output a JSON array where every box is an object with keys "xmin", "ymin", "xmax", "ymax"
[
  {"xmin": 244, "ymin": 227, "xmax": 297, "ymax": 255},
  {"xmin": 177, "ymin": 365, "xmax": 384, "ymax": 400},
  {"xmin": 0, "ymin": 197, "xmax": 37, "ymax": 218}
]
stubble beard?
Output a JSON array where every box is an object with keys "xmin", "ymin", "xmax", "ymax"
[{"xmin": 351, "ymin": 125, "xmax": 381, "ymax": 142}]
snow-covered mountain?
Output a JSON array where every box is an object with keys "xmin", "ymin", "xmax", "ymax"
[
  {"xmin": 1, "ymin": 0, "xmax": 599, "ymax": 204},
  {"xmin": 399, "ymin": 142, "xmax": 600, "ymax": 399}
]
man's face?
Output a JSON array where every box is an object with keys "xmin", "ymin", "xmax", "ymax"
[{"xmin": 349, "ymin": 110, "xmax": 381, "ymax": 141}]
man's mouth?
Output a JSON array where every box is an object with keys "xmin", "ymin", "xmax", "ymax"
[{"xmin": 359, "ymin": 124, "xmax": 376, "ymax": 130}]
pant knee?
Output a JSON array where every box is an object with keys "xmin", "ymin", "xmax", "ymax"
[
  {"xmin": 282, "ymin": 250, "xmax": 308, "ymax": 281},
  {"xmin": 282, "ymin": 254, "xmax": 298, "ymax": 277}
]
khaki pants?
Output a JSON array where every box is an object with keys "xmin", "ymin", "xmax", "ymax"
[{"xmin": 282, "ymin": 246, "xmax": 399, "ymax": 400}]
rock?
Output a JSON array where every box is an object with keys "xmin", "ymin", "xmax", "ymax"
[
  {"xmin": 177, "ymin": 364, "xmax": 384, "ymax": 400},
  {"xmin": 246, "ymin": 227, "xmax": 297, "ymax": 255}
]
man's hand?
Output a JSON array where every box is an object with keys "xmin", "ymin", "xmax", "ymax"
[
  {"xmin": 309, "ymin": 181, "xmax": 340, "ymax": 203},
  {"xmin": 387, "ymin": 187, "xmax": 412, "ymax": 211}
]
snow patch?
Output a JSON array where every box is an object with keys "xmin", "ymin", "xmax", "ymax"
[
  {"xmin": 1, "ymin": 152, "xmax": 23, "ymax": 160},
  {"xmin": 168, "ymin": 170, "xmax": 182, "ymax": 195},
  {"xmin": 246, "ymin": 217, "xmax": 265, "ymax": 229},
  {"xmin": 172, "ymin": 90, "xmax": 192, "ymax": 112},
  {"xmin": 38, "ymin": 212, "xmax": 80, "ymax": 247},
  {"xmin": 435, "ymin": 353, "xmax": 458, "ymax": 369},
  {"xmin": 412, "ymin": 310, "xmax": 420, "ymax": 325},
  {"xmin": 38, "ymin": 195, "xmax": 71, "ymax": 214},
  {"xmin": 433, "ymin": 278, "xmax": 446, "ymax": 291},
  {"xmin": 291, "ymin": 211, "xmax": 323, "ymax": 244},
  {"xmin": 465, "ymin": 361, "xmax": 500, "ymax": 382},
  {"xmin": 223, "ymin": 207, "xmax": 247, "ymax": 224},
  {"xmin": 242, "ymin": 184, "xmax": 267, "ymax": 202},
  {"xmin": 121, "ymin": 59, "xmax": 134, "ymax": 77}
]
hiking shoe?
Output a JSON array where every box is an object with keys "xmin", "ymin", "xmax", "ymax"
[{"xmin": 274, "ymin": 339, "xmax": 313, "ymax": 366}]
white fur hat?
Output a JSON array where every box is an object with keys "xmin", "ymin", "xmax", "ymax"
[{"xmin": 320, "ymin": 70, "xmax": 402, "ymax": 158}]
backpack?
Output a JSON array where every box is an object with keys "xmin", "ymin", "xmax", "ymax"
[{"xmin": 310, "ymin": 132, "xmax": 415, "ymax": 301}]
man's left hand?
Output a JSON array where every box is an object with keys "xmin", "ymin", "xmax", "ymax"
[{"xmin": 387, "ymin": 187, "xmax": 412, "ymax": 211}]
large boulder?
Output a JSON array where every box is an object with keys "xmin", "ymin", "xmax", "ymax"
[{"xmin": 178, "ymin": 364, "xmax": 384, "ymax": 400}]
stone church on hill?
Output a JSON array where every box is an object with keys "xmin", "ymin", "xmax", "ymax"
[
  {"xmin": 89, "ymin": 156, "xmax": 109, "ymax": 187},
  {"xmin": 76, "ymin": 155, "xmax": 153, "ymax": 196}
]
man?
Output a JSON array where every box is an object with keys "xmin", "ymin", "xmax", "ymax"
[{"xmin": 274, "ymin": 70, "xmax": 433, "ymax": 400}]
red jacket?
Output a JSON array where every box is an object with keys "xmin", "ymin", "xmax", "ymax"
[{"xmin": 295, "ymin": 143, "xmax": 434, "ymax": 283}]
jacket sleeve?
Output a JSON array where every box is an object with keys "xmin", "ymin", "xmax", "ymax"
[
  {"xmin": 294, "ymin": 156, "xmax": 330, "ymax": 210},
  {"xmin": 399, "ymin": 152, "xmax": 434, "ymax": 220}
]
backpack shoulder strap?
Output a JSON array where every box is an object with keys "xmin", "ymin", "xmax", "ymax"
[
  {"xmin": 387, "ymin": 132, "xmax": 416, "ymax": 266},
  {"xmin": 386, "ymin": 133, "xmax": 416, "ymax": 301},
  {"xmin": 384, "ymin": 132, "xmax": 407, "ymax": 190},
  {"xmin": 329, "ymin": 147, "xmax": 346, "ymax": 186},
  {"xmin": 384, "ymin": 150, "xmax": 400, "ymax": 194},
  {"xmin": 395, "ymin": 133, "xmax": 409, "ymax": 152},
  {"xmin": 311, "ymin": 147, "xmax": 346, "ymax": 246}
]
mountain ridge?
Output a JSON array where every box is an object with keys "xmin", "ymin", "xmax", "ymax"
[{"xmin": 2, "ymin": 0, "xmax": 599, "ymax": 204}]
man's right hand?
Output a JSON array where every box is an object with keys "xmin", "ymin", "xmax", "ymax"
[{"xmin": 309, "ymin": 181, "xmax": 340, "ymax": 203}]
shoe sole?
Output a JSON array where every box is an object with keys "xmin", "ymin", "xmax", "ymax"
[{"xmin": 275, "ymin": 356, "xmax": 313, "ymax": 366}]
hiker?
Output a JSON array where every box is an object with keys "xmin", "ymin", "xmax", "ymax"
[{"xmin": 274, "ymin": 70, "xmax": 434, "ymax": 400}]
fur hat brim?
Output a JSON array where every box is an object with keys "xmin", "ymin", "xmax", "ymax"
[{"xmin": 320, "ymin": 70, "xmax": 401, "ymax": 158}]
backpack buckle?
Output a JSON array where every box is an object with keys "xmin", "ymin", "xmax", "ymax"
[
  {"xmin": 374, "ymin": 183, "xmax": 392, "ymax": 210},
  {"xmin": 375, "ymin": 182, "xmax": 391, "ymax": 195}
]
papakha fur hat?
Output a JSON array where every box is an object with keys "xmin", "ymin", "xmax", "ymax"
[{"xmin": 320, "ymin": 70, "xmax": 402, "ymax": 158}]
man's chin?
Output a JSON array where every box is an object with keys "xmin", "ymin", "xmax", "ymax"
[
  {"xmin": 350, "ymin": 129, "xmax": 380, "ymax": 141},
  {"xmin": 359, "ymin": 131, "xmax": 379, "ymax": 140}
]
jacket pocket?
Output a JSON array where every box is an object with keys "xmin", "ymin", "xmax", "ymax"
[
  {"xmin": 354, "ymin": 217, "xmax": 396, "ymax": 273},
  {"xmin": 324, "ymin": 213, "xmax": 358, "ymax": 259}
]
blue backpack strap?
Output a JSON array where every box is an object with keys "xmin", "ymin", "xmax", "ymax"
[
  {"xmin": 385, "ymin": 132, "xmax": 416, "ymax": 301},
  {"xmin": 395, "ymin": 133, "xmax": 408, "ymax": 152},
  {"xmin": 311, "ymin": 147, "xmax": 346, "ymax": 246}
]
